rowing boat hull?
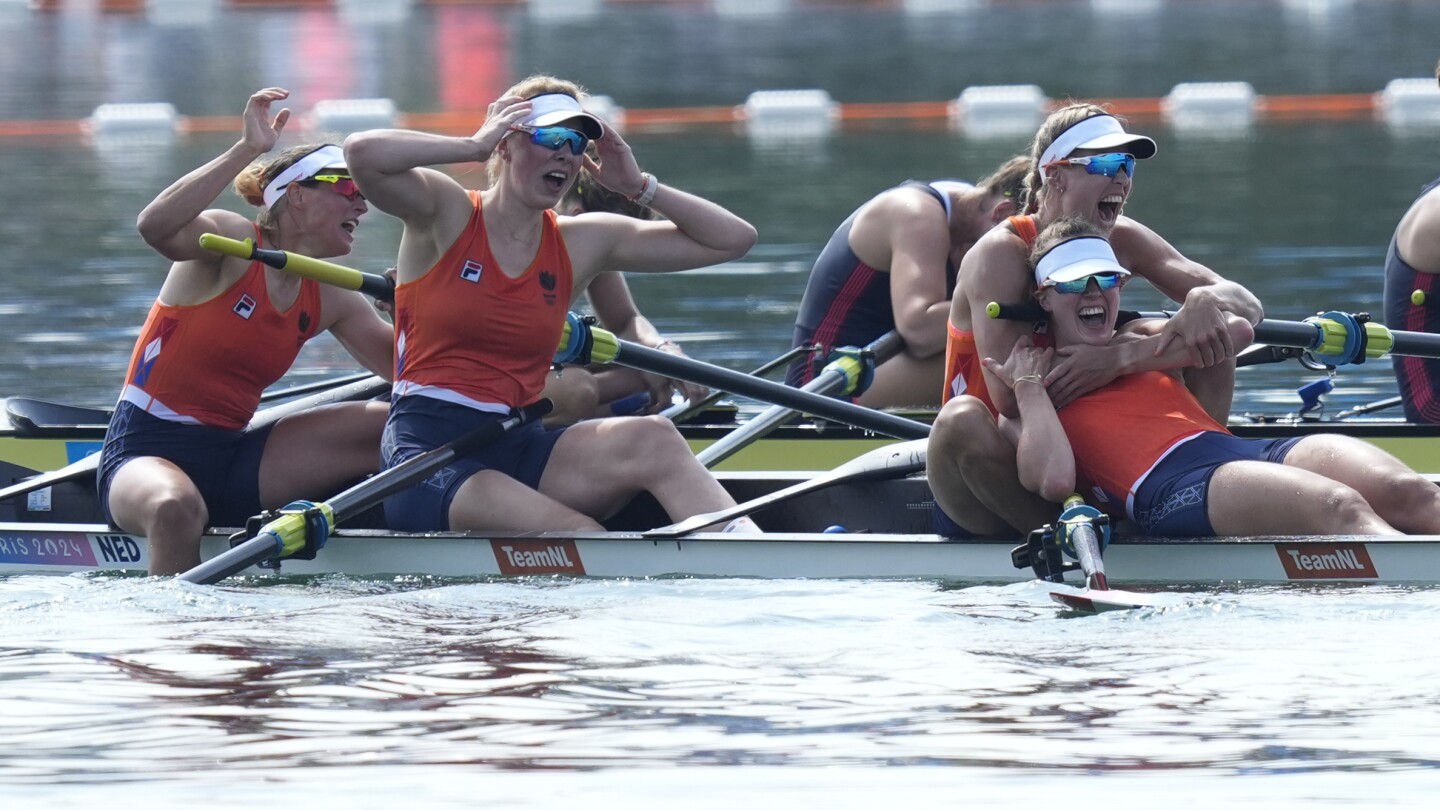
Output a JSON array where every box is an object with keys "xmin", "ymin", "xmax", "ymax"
[{"xmin": 1, "ymin": 521, "xmax": 1434, "ymax": 584}]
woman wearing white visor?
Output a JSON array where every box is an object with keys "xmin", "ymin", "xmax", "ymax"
[
  {"xmin": 100, "ymin": 87, "xmax": 395, "ymax": 575},
  {"xmin": 989, "ymin": 217, "xmax": 1440, "ymax": 537},
  {"xmin": 344, "ymin": 75, "xmax": 760, "ymax": 536},
  {"xmin": 929, "ymin": 103, "xmax": 1264, "ymax": 537}
]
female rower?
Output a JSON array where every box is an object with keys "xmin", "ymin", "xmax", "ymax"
[
  {"xmin": 928, "ymin": 103, "xmax": 1264, "ymax": 536},
  {"xmin": 101, "ymin": 87, "xmax": 394, "ymax": 575},
  {"xmin": 542, "ymin": 170, "xmax": 708, "ymax": 424},
  {"xmin": 343, "ymin": 75, "xmax": 759, "ymax": 534},
  {"xmin": 989, "ymin": 218, "xmax": 1440, "ymax": 536},
  {"xmin": 785, "ymin": 156, "xmax": 1029, "ymax": 408}
]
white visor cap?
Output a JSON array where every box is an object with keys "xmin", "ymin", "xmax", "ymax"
[
  {"xmin": 522, "ymin": 93, "xmax": 605, "ymax": 140},
  {"xmin": 1038, "ymin": 115, "xmax": 1156, "ymax": 185},
  {"xmin": 262, "ymin": 144, "xmax": 346, "ymax": 210},
  {"xmin": 1035, "ymin": 236, "xmax": 1131, "ymax": 288}
]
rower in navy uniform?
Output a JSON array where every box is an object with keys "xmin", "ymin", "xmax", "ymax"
[
  {"xmin": 1383, "ymin": 60, "xmax": 1440, "ymax": 423},
  {"xmin": 785, "ymin": 156, "xmax": 1029, "ymax": 408}
]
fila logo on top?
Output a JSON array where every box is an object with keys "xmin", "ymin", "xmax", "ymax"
[
  {"xmin": 460, "ymin": 260, "xmax": 483, "ymax": 283},
  {"xmin": 233, "ymin": 294, "xmax": 257, "ymax": 320}
]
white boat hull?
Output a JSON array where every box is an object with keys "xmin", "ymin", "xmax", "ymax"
[{"xmin": 1, "ymin": 522, "xmax": 1435, "ymax": 585}]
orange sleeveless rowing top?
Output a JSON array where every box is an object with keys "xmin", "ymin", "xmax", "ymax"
[
  {"xmin": 942, "ymin": 215, "xmax": 1042, "ymax": 412},
  {"xmin": 1058, "ymin": 370, "xmax": 1229, "ymax": 513},
  {"xmin": 393, "ymin": 190, "xmax": 574, "ymax": 410},
  {"xmin": 120, "ymin": 225, "xmax": 323, "ymax": 431}
]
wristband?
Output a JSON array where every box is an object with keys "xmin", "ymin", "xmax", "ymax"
[
  {"xmin": 629, "ymin": 172, "xmax": 658, "ymax": 206},
  {"xmin": 1014, "ymin": 374, "xmax": 1044, "ymax": 386}
]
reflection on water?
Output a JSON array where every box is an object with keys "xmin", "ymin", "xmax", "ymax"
[{"xmin": 3, "ymin": 574, "xmax": 1438, "ymax": 790}]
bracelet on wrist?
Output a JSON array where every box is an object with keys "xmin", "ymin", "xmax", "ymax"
[
  {"xmin": 1014, "ymin": 374, "xmax": 1045, "ymax": 387},
  {"xmin": 629, "ymin": 172, "xmax": 658, "ymax": 206},
  {"xmin": 654, "ymin": 339, "xmax": 679, "ymax": 351}
]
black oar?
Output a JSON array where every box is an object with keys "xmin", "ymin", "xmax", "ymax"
[
  {"xmin": 0, "ymin": 375, "xmax": 391, "ymax": 504},
  {"xmin": 988, "ymin": 301, "xmax": 1440, "ymax": 364},
  {"xmin": 259, "ymin": 371, "xmax": 376, "ymax": 403},
  {"xmin": 204, "ymin": 239, "xmax": 933, "ymax": 442},
  {"xmin": 179, "ymin": 399, "xmax": 553, "ymax": 585},
  {"xmin": 644, "ymin": 439, "xmax": 928, "ymax": 539},
  {"xmin": 581, "ymin": 328, "xmax": 928, "ymax": 440},
  {"xmin": 695, "ymin": 331, "xmax": 904, "ymax": 468},
  {"xmin": 658, "ymin": 344, "xmax": 811, "ymax": 424}
]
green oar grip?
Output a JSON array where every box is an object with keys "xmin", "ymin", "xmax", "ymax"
[{"xmin": 258, "ymin": 501, "xmax": 337, "ymax": 559}]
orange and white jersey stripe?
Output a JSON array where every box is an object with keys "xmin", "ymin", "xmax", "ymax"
[
  {"xmin": 120, "ymin": 238, "xmax": 322, "ymax": 431},
  {"xmin": 393, "ymin": 191, "xmax": 574, "ymax": 411}
]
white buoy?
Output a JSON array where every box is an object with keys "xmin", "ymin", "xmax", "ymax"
[
  {"xmin": 528, "ymin": 0, "xmax": 601, "ymax": 21},
  {"xmin": 146, "ymin": 0, "xmax": 220, "ymax": 27},
  {"xmin": 88, "ymin": 103, "xmax": 180, "ymax": 141},
  {"xmin": 902, "ymin": 0, "xmax": 982, "ymax": 14},
  {"xmin": 715, "ymin": 0, "xmax": 789, "ymax": 17},
  {"xmin": 951, "ymin": 85, "xmax": 1048, "ymax": 139},
  {"xmin": 583, "ymin": 94, "xmax": 625, "ymax": 137},
  {"xmin": 1162, "ymin": 82, "xmax": 1257, "ymax": 132},
  {"xmin": 336, "ymin": 0, "xmax": 414, "ymax": 25},
  {"xmin": 741, "ymin": 89, "xmax": 838, "ymax": 143},
  {"xmin": 1378, "ymin": 78, "xmax": 1440, "ymax": 129},
  {"xmin": 1090, "ymin": 0, "xmax": 1163, "ymax": 13},
  {"xmin": 307, "ymin": 98, "xmax": 398, "ymax": 135}
]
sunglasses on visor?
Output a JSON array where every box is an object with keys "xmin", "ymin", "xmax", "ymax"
[
  {"xmin": 1045, "ymin": 152, "xmax": 1136, "ymax": 179},
  {"xmin": 308, "ymin": 174, "xmax": 364, "ymax": 201},
  {"xmin": 1045, "ymin": 272, "xmax": 1126, "ymax": 295},
  {"xmin": 511, "ymin": 124, "xmax": 590, "ymax": 156}
]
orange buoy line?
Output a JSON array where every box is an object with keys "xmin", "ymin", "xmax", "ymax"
[{"xmin": 0, "ymin": 92, "xmax": 1394, "ymax": 141}]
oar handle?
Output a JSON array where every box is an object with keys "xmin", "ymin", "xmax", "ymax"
[
  {"xmin": 986, "ymin": 301, "xmax": 1155, "ymax": 325},
  {"xmin": 199, "ymin": 233, "xmax": 396, "ymax": 302}
]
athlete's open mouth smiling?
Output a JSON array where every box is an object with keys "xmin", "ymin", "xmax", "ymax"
[
  {"xmin": 1077, "ymin": 304, "xmax": 1108, "ymax": 328},
  {"xmin": 543, "ymin": 170, "xmax": 570, "ymax": 193},
  {"xmin": 1097, "ymin": 194, "xmax": 1124, "ymax": 226}
]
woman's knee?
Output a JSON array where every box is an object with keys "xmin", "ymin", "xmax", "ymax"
[
  {"xmin": 127, "ymin": 483, "xmax": 207, "ymax": 537},
  {"xmin": 1370, "ymin": 471, "xmax": 1440, "ymax": 528},
  {"xmin": 1315, "ymin": 483, "xmax": 1384, "ymax": 532}
]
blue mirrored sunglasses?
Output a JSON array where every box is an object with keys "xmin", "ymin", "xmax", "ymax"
[
  {"xmin": 512, "ymin": 124, "xmax": 589, "ymax": 156},
  {"xmin": 1047, "ymin": 272, "xmax": 1126, "ymax": 295},
  {"xmin": 1050, "ymin": 152, "xmax": 1136, "ymax": 179}
]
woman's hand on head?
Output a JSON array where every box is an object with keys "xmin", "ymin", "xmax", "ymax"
[
  {"xmin": 473, "ymin": 94, "xmax": 533, "ymax": 161},
  {"xmin": 583, "ymin": 126, "xmax": 643, "ymax": 199}
]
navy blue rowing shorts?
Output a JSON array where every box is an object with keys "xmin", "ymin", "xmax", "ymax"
[
  {"xmin": 1131, "ymin": 431, "xmax": 1304, "ymax": 536},
  {"xmin": 98, "ymin": 401, "xmax": 275, "ymax": 528},
  {"xmin": 380, "ymin": 395, "xmax": 568, "ymax": 532}
]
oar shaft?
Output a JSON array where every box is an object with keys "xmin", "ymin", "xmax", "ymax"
[
  {"xmin": 199, "ymin": 233, "xmax": 395, "ymax": 302},
  {"xmin": 695, "ymin": 331, "xmax": 905, "ymax": 467},
  {"xmin": 609, "ymin": 343, "xmax": 929, "ymax": 441}
]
